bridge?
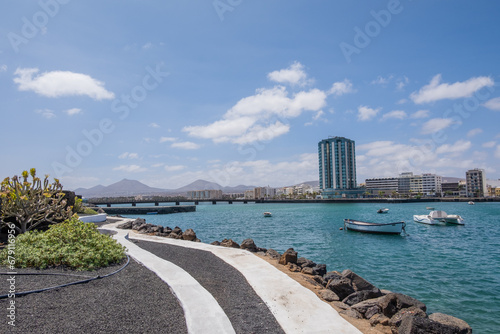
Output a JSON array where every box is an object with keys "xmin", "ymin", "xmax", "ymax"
[{"xmin": 87, "ymin": 198, "xmax": 264, "ymax": 207}]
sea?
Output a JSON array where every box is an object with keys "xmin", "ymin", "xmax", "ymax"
[{"xmin": 116, "ymin": 201, "xmax": 500, "ymax": 334}]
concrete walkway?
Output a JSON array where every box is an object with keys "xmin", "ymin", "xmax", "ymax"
[{"xmin": 103, "ymin": 220, "xmax": 362, "ymax": 334}]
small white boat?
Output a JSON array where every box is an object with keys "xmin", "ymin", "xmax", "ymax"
[
  {"xmin": 426, "ymin": 207, "xmax": 435, "ymax": 210},
  {"xmin": 413, "ymin": 210, "xmax": 464, "ymax": 225},
  {"xmin": 377, "ymin": 208, "xmax": 389, "ymax": 214},
  {"xmin": 343, "ymin": 219, "xmax": 406, "ymax": 235},
  {"xmin": 468, "ymin": 201, "xmax": 475, "ymax": 205},
  {"xmin": 263, "ymin": 212, "xmax": 272, "ymax": 217}
]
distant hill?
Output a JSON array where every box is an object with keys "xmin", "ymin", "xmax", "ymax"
[
  {"xmin": 74, "ymin": 179, "xmax": 168, "ymax": 198},
  {"xmin": 74, "ymin": 178, "xmax": 256, "ymax": 198}
]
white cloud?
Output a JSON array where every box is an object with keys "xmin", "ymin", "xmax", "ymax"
[
  {"xmin": 183, "ymin": 84, "xmax": 326, "ymax": 144},
  {"xmin": 371, "ymin": 75, "xmax": 393, "ymax": 85},
  {"xmin": 435, "ymin": 140, "xmax": 471, "ymax": 155},
  {"xmin": 396, "ymin": 76, "xmax": 409, "ymax": 90},
  {"xmin": 113, "ymin": 165, "xmax": 147, "ymax": 173},
  {"xmin": 142, "ymin": 42, "xmax": 153, "ymax": 49},
  {"xmin": 421, "ymin": 118, "xmax": 454, "ymax": 134},
  {"xmin": 151, "ymin": 163, "xmax": 164, "ymax": 168},
  {"xmin": 410, "ymin": 74, "xmax": 494, "ymax": 104},
  {"xmin": 267, "ymin": 61, "xmax": 308, "ymax": 86},
  {"xmin": 483, "ymin": 97, "xmax": 500, "ymax": 111},
  {"xmin": 357, "ymin": 105, "xmax": 381, "ymax": 121},
  {"xmin": 164, "ymin": 165, "xmax": 186, "ymax": 172},
  {"xmin": 159, "ymin": 136, "xmax": 176, "ymax": 143},
  {"xmin": 35, "ymin": 109, "xmax": 56, "ymax": 119},
  {"xmin": 328, "ymin": 79, "xmax": 355, "ymax": 96},
  {"xmin": 118, "ymin": 152, "xmax": 139, "ymax": 159},
  {"xmin": 410, "ymin": 110, "xmax": 430, "ymax": 119},
  {"xmin": 0, "ymin": 65, "xmax": 7, "ymax": 72},
  {"xmin": 496, "ymin": 145, "xmax": 500, "ymax": 158},
  {"xmin": 171, "ymin": 141, "xmax": 200, "ymax": 150},
  {"xmin": 312, "ymin": 110, "xmax": 325, "ymax": 121},
  {"xmin": 14, "ymin": 68, "xmax": 115, "ymax": 100},
  {"xmin": 482, "ymin": 141, "xmax": 496, "ymax": 148},
  {"xmin": 382, "ymin": 110, "xmax": 407, "ymax": 120},
  {"xmin": 64, "ymin": 108, "xmax": 82, "ymax": 116},
  {"xmin": 467, "ymin": 128, "xmax": 483, "ymax": 138},
  {"xmin": 149, "ymin": 122, "xmax": 160, "ymax": 128}
]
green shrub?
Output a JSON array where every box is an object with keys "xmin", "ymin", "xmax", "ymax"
[
  {"xmin": 83, "ymin": 207, "xmax": 98, "ymax": 215},
  {"xmin": 0, "ymin": 217, "xmax": 126, "ymax": 271},
  {"xmin": 73, "ymin": 197, "xmax": 84, "ymax": 213}
]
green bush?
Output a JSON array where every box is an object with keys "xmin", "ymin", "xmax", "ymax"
[
  {"xmin": 0, "ymin": 217, "xmax": 126, "ymax": 270},
  {"xmin": 83, "ymin": 207, "xmax": 98, "ymax": 215}
]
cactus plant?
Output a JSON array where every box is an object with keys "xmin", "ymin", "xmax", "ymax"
[{"xmin": 0, "ymin": 168, "xmax": 72, "ymax": 233}]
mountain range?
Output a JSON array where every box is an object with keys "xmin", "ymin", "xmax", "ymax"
[{"xmin": 73, "ymin": 179, "xmax": 316, "ymax": 198}]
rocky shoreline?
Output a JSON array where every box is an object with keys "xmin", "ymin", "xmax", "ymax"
[{"xmin": 115, "ymin": 218, "xmax": 472, "ymax": 334}]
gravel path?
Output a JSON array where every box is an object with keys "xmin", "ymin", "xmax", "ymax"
[
  {"xmin": 132, "ymin": 239, "xmax": 286, "ymax": 334},
  {"xmin": 0, "ymin": 259, "xmax": 188, "ymax": 334}
]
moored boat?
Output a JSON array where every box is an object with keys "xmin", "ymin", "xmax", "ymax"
[
  {"xmin": 343, "ymin": 219, "xmax": 406, "ymax": 235},
  {"xmin": 263, "ymin": 212, "xmax": 272, "ymax": 217},
  {"xmin": 377, "ymin": 208, "xmax": 389, "ymax": 214},
  {"xmin": 413, "ymin": 210, "xmax": 464, "ymax": 225},
  {"xmin": 468, "ymin": 201, "xmax": 475, "ymax": 205}
]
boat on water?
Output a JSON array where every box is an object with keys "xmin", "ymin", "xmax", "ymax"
[
  {"xmin": 377, "ymin": 208, "xmax": 389, "ymax": 214},
  {"xmin": 263, "ymin": 212, "xmax": 272, "ymax": 217},
  {"xmin": 413, "ymin": 210, "xmax": 464, "ymax": 225},
  {"xmin": 426, "ymin": 207, "xmax": 435, "ymax": 210},
  {"xmin": 343, "ymin": 219, "xmax": 406, "ymax": 235},
  {"xmin": 146, "ymin": 212, "xmax": 158, "ymax": 215},
  {"xmin": 468, "ymin": 201, "xmax": 475, "ymax": 205}
]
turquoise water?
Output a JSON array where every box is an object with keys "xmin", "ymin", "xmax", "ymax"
[{"xmin": 121, "ymin": 202, "xmax": 500, "ymax": 334}]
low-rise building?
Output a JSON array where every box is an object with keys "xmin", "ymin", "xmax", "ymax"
[{"xmin": 187, "ymin": 189, "xmax": 222, "ymax": 200}]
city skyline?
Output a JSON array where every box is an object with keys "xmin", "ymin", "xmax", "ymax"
[{"xmin": 1, "ymin": 1, "xmax": 500, "ymax": 190}]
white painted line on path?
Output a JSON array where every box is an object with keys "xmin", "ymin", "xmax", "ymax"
[
  {"xmin": 110, "ymin": 226, "xmax": 236, "ymax": 334},
  {"xmin": 120, "ymin": 230, "xmax": 362, "ymax": 334}
]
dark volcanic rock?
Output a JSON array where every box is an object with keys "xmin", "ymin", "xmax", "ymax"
[
  {"xmin": 301, "ymin": 267, "xmax": 316, "ymax": 275},
  {"xmin": 342, "ymin": 269, "xmax": 378, "ymax": 292},
  {"xmin": 297, "ymin": 257, "xmax": 316, "ymax": 268},
  {"xmin": 286, "ymin": 263, "xmax": 301, "ymax": 272},
  {"xmin": 279, "ymin": 248, "xmax": 298, "ymax": 265},
  {"xmin": 117, "ymin": 220, "xmax": 133, "ymax": 229},
  {"xmin": 313, "ymin": 264, "xmax": 327, "ymax": 277},
  {"xmin": 211, "ymin": 241, "xmax": 221, "ymax": 246},
  {"xmin": 380, "ymin": 293, "xmax": 426, "ymax": 318},
  {"xmin": 240, "ymin": 238, "xmax": 258, "ymax": 252},
  {"xmin": 172, "ymin": 226, "xmax": 183, "ymax": 235},
  {"xmin": 339, "ymin": 309, "xmax": 363, "ymax": 319},
  {"xmin": 318, "ymin": 289, "xmax": 340, "ymax": 302},
  {"xmin": 326, "ymin": 277, "xmax": 355, "ymax": 300},
  {"xmin": 324, "ymin": 271, "xmax": 342, "ymax": 282},
  {"xmin": 220, "ymin": 239, "xmax": 240, "ymax": 248},
  {"xmin": 398, "ymin": 315, "xmax": 464, "ymax": 334},
  {"xmin": 428, "ymin": 313, "xmax": 472, "ymax": 334},
  {"xmin": 265, "ymin": 249, "xmax": 281, "ymax": 259},
  {"xmin": 182, "ymin": 228, "xmax": 197, "ymax": 241},
  {"xmin": 342, "ymin": 289, "xmax": 383, "ymax": 306},
  {"xmin": 390, "ymin": 306, "xmax": 427, "ymax": 327}
]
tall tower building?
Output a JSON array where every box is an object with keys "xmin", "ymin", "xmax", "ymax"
[
  {"xmin": 318, "ymin": 137, "xmax": 357, "ymax": 197},
  {"xmin": 466, "ymin": 168, "xmax": 486, "ymax": 197}
]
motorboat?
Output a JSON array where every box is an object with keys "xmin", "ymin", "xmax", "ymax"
[
  {"xmin": 263, "ymin": 212, "xmax": 272, "ymax": 217},
  {"xmin": 468, "ymin": 201, "xmax": 475, "ymax": 205},
  {"xmin": 377, "ymin": 208, "xmax": 389, "ymax": 214},
  {"xmin": 426, "ymin": 207, "xmax": 435, "ymax": 210},
  {"xmin": 343, "ymin": 219, "xmax": 406, "ymax": 235},
  {"xmin": 413, "ymin": 210, "xmax": 464, "ymax": 225}
]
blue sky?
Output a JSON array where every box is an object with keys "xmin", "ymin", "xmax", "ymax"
[{"xmin": 1, "ymin": 0, "xmax": 500, "ymax": 190}]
